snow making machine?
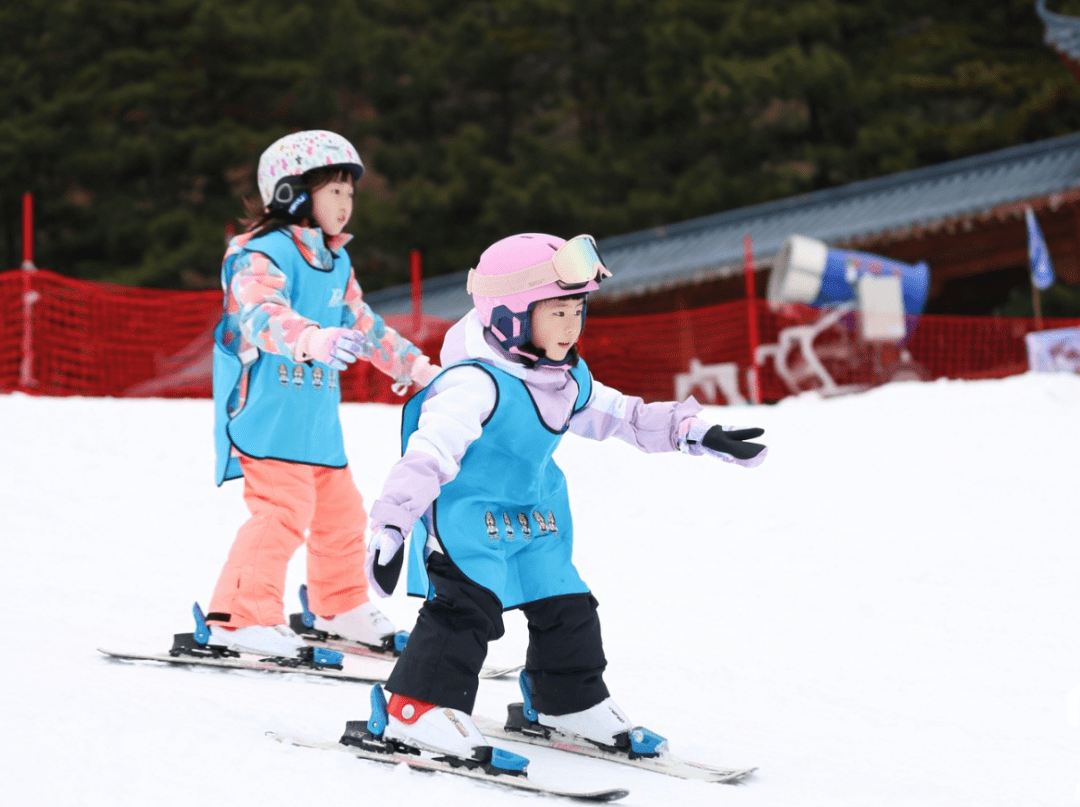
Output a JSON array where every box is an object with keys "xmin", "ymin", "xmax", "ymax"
[{"xmin": 756, "ymin": 234, "xmax": 931, "ymax": 396}]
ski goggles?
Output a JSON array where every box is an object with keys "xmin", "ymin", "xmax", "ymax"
[{"xmin": 467, "ymin": 235, "xmax": 612, "ymax": 297}]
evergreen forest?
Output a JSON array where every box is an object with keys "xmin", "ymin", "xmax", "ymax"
[{"xmin": 4, "ymin": 0, "xmax": 1080, "ymax": 297}]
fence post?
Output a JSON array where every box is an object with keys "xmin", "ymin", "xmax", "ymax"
[
  {"xmin": 743, "ymin": 234, "xmax": 761, "ymax": 404},
  {"xmin": 20, "ymin": 192, "xmax": 40, "ymax": 389},
  {"xmin": 410, "ymin": 249, "xmax": 423, "ymax": 339}
]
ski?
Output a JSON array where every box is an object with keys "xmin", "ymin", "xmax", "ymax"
[
  {"xmin": 98, "ymin": 647, "xmax": 387, "ymax": 683},
  {"xmin": 289, "ymin": 585, "xmax": 522, "ymax": 680},
  {"xmin": 290, "ymin": 633, "xmax": 522, "ymax": 680},
  {"xmin": 473, "ymin": 707, "xmax": 756, "ymax": 784},
  {"xmin": 267, "ymin": 729, "xmax": 630, "ymax": 802},
  {"xmin": 99, "ymin": 602, "xmax": 385, "ymax": 684},
  {"xmin": 479, "ymin": 663, "xmax": 527, "ymax": 680}
]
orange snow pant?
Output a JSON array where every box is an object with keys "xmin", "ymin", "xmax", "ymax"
[{"xmin": 207, "ymin": 456, "xmax": 370, "ymax": 629}]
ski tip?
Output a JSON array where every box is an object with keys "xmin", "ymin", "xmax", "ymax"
[
  {"xmin": 579, "ymin": 788, "xmax": 630, "ymax": 803},
  {"xmin": 725, "ymin": 766, "xmax": 758, "ymax": 784}
]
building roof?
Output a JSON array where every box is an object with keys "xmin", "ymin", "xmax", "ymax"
[{"xmin": 365, "ymin": 129, "xmax": 1080, "ymax": 320}]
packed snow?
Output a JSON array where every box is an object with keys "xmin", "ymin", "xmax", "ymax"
[{"xmin": 2, "ymin": 372, "xmax": 1078, "ymax": 806}]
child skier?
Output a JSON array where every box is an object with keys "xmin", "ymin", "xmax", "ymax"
[
  {"xmin": 351, "ymin": 232, "xmax": 767, "ymax": 764},
  {"xmin": 206, "ymin": 130, "xmax": 438, "ymax": 659}
]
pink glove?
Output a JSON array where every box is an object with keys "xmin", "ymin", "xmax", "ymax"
[
  {"xmin": 677, "ymin": 417, "xmax": 768, "ymax": 468},
  {"xmin": 410, "ymin": 355, "xmax": 441, "ymax": 388},
  {"xmin": 296, "ymin": 326, "xmax": 368, "ymax": 371}
]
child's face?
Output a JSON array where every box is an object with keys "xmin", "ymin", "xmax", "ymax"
[
  {"xmin": 530, "ymin": 297, "xmax": 584, "ymax": 363},
  {"xmin": 311, "ymin": 179, "xmax": 354, "ymax": 236}
]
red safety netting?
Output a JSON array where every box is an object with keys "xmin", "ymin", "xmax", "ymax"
[
  {"xmin": 2, "ymin": 268, "xmax": 1076, "ymax": 404},
  {"xmin": 0, "ymin": 269, "xmax": 450, "ymax": 402}
]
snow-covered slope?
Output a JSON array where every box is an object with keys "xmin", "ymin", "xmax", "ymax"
[{"xmin": 3, "ymin": 373, "xmax": 1078, "ymax": 806}]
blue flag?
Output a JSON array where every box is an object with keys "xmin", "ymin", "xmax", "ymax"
[{"xmin": 1026, "ymin": 207, "xmax": 1056, "ymax": 291}]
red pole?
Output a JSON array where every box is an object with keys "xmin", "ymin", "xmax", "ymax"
[
  {"xmin": 743, "ymin": 234, "xmax": 761, "ymax": 404},
  {"xmin": 20, "ymin": 192, "xmax": 39, "ymax": 388},
  {"xmin": 22, "ymin": 191, "xmax": 34, "ymax": 268},
  {"xmin": 410, "ymin": 249, "xmax": 423, "ymax": 337}
]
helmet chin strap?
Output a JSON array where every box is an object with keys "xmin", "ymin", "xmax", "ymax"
[
  {"xmin": 503, "ymin": 341, "xmax": 575, "ymax": 368},
  {"xmin": 536, "ymin": 350, "xmax": 577, "ymax": 368}
]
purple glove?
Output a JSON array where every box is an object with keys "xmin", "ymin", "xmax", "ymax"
[
  {"xmin": 678, "ymin": 417, "xmax": 767, "ymax": 468},
  {"xmin": 365, "ymin": 525, "xmax": 405, "ymax": 598},
  {"xmin": 296, "ymin": 326, "xmax": 368, "ymax": 371}
]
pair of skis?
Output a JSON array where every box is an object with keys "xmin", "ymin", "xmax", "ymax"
[
  {"xmin": 270, "ymin": 683, "xmax": 755, "ymax": 802},
  {"xmin": 99, "ymin": 592, "xmax": 523, "ymax": 682},
  {"xmin": 99, "ymin": 595, "xmax": 755, "ymax": 800}
]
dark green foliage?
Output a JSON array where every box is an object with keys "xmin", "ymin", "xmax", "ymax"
[
  {"xmin": 994, "ymin": 282, "xmax": 1080, "ymax": 317},
  {"xmin": 0, "ymin": 0, "xmax": 372, "ymax": 286},
  {"xmin": 3, "ymin": 0, "xmax": 1080, "ymax": 290}
]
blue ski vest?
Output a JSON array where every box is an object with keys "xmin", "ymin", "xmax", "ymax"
[
  {"xmin": 213, "ymin": 228, "xmax": 352, "ymax": 485},
  {"xmin": 402, "ymin": 359, "xmax": 594, "ymax": 608}
]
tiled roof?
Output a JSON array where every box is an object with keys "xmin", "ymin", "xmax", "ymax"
[{"xmin": 365, "ymin": 129, "xmax": 1080, "ymax": 320}]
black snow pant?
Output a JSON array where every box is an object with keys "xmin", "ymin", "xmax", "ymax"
[{"xmin": 385, "ymin": 550, "xmax": 609, "ymax": 715}]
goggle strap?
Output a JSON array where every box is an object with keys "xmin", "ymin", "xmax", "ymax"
[
  {"xmin": 466, "ymin": 235, "xmax": 611, "ymax": 298},
  {"xmin": 467, "ymin": 260, "xmax": 563, "ymax": 298}
]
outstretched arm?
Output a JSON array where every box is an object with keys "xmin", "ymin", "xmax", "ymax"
[
  {"xmin": 570, "ymin": 379, "xmax": 767, "ymax": 466},
  {"xmin": 568, "ymin": 378, "xmax": 702, "ymax": 452}
]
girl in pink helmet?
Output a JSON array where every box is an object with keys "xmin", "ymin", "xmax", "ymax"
[
  {"xmin": 339, "ymin": 232, "xmax": 768, "ymax": 768},
  {"xmin": 204, "ymin": 130, "xmax": 439, "ymax": 659}
]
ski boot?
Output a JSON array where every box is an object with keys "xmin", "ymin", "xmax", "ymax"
[
  {"xmin": 342, "ymin": 685, "xmax": 530, "ymax": 776},
  {"xmin": 171, "ymin": 603, "xmax": 343, "ymax": 668},
  {"xmin": 503, "ymin": 670, "xmax": 668, "ymax": 758},
  {"xmin": 290, "ymin": 584, "xmax": 409, "ymax": 654}
]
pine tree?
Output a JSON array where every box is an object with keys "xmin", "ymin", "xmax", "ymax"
[{"xmin": 3, "ymin": 0, "xmax": 1080, "ymax": 290}]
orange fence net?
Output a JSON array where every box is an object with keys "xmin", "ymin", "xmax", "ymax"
[{"xmin": 2, "ymin": 268, "xmax": 1076, "ymax": 404}]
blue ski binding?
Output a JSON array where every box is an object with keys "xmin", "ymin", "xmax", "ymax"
[{"xmin": 173, "ymin": 602, "xmax": 343, "ymax": 667}]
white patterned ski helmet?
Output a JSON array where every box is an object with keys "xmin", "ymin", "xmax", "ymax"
[
  {"xmin": 256, "ymin": 130, "xmax": 364, "ymax": 208},
  {"xmin": 467, "ymin": 233, "xmax": 611, "ymax": 356}
]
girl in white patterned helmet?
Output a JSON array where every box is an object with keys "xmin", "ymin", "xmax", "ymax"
[{"xmin": 201, "ymin": 130, "xmax": 440, "ymax": 659}]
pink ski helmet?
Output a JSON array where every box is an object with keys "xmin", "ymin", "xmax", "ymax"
[{"xmin": 467, "ymin": 233, "xmax": 612, "ymax": 356}]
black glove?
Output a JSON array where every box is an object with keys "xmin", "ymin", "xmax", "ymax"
[
  {"xmin": 680, "ymin": 417, "xmax": 768, "ymax": 467},
  {"xmin": 366, "ymin": 526, "xmax": 405, "ymax": 597},
  {"xmin": 702, "ymin": 425, "xmax": 767, "ymax": 462}
]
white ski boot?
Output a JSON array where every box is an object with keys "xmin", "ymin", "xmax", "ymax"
[
  {"xmin": 342, "ymin": 685, "xmax": 530, "ymax": 774},
  {"xmin": 208, "ymin": 623, "xmax": 306, "ymax": 658},
  {"xmin": 314, "ymin": 601, "xmax": 396, "ymax": 648},
  {"xmin": 508, "ymin": 670, "xmax": 669, "ymax": 757},
  {"xmin": 538, "ymin": 697, "xmax": 634, "ymax": 746},
  {"xmin": 383, "ymin": 692, "xmax": 491, "ymax": 758}
]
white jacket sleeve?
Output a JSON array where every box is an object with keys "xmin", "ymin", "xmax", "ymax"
[{"xmin": 368, "ymin": 365, "xmax": 496, "ymax": 533}]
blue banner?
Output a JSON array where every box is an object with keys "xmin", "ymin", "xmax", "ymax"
[{"xmin": 1026, "ymin": 207, "xmax": 1056, "ymax": 291}]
